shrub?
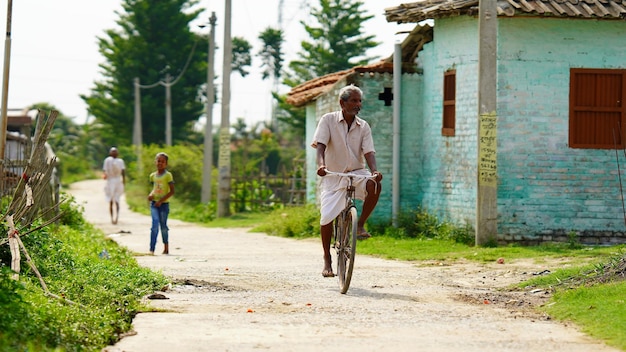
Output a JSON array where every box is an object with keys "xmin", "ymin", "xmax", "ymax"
[
  {"xmin": 0, "ymin": 200, "xmax": 168, "ymax": 351},
  {"xmin": 126, "ymin": 144, "xmax": 205, "ymax": 204},
  {"xmin": 369, "ymin": 207, "xmax": 474, "ymax": 244},
  {"xmin": 255, "ymin": 205, "xmax": 320, "ymax": 238},
  {"xmin": 58, "ymin": 193, "xmax": 86, "ymax": 227}
]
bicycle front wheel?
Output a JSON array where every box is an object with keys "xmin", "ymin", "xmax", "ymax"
[{"xmin": 336, "ymin": 206, "xmax": 358, "ymax": 294}]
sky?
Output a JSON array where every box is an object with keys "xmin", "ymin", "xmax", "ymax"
[{"xmin": 0, "ymin": 0, "xmax": 414, "ymax": 127}]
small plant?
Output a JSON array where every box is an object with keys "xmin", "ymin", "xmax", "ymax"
[
  {"xmin": 58, "ymin": 193, "xmax": 86, "ymax": 227},
  {"xmin": 567, "ymin": 230, "xmax": 582, "ymax": 249},
  {"xmin": 436, "ymin": 221, "xmax": 475, "ymax": 246},
  {"xmin": 414, "ymin": 208, "xmax": 441, "ymax": 237}
]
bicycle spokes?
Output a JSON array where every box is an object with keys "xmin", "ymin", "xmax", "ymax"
[{"xmin": 335, "ymin": 207, "xmax": 357, "ymax": 294}]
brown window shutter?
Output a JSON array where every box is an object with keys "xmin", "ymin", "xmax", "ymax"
[
  {"xmin": 570, "ymin": 68, "xmax": 626, "ymax": 149},
  {"xmin": 442, "ymin": 70, "xmax": 456, "ymax": 136}
]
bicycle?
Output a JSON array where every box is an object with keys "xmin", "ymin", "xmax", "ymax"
[{"xmin": 324, "ymin": 169, "xmax": 376, "ymax": 294}]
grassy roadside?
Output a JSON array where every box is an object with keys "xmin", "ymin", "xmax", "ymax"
[
  {"xmin": 3, "ymin": 182, "xmax": 621, "ymax": 350},
  {"xmin": 0, "ymin": 196, "xmax": 168, "ymax": 351}
]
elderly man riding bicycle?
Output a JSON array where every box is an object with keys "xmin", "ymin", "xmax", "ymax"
[{"xmin": 311, "ymin": 84, "xmax": 383, "ymax": 278}]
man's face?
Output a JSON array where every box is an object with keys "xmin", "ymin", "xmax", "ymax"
[{"xmin": 340, "ymin": 91, "xmax": 362, "ymax": 118}]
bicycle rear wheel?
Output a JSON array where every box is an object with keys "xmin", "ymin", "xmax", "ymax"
[{"xmin": 336, "ymin": 206, "xmax": 358, "ymax": 294}]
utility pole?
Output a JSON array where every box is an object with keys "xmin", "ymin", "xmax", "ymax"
[
  {"xmin": 270, "ymin": 0, "xmax": 285, "ymax": 132},
  {"xmin": 476, "ymin": 0, "xmax": 498, "ymax": 245},
  {"xmin": 133, "ymin": 77, "xmax": 143, "ymax": 177},
  {"xmin": 217, "ymin": 0, "xmax": 232, "ymax": 217},
  {"xmin": 0, "ymin": 0, "xmax": 14, "ymax": 192},
  {"xmin": 165, "ymin": 73, "xmax": 172, "ymax": 146},
  {"xmin": 201, "ymin": 12, "xmax": 217, "ymax": 204}
]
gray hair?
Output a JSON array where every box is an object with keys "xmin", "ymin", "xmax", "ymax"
[{"xmin": 338, "ymin": 84, "xmax": 363, "ymax": 102}]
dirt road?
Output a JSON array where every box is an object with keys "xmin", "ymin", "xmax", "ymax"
[{"xmin": 67, "ymin": 180, "xmax": 618, "ymax": 352}]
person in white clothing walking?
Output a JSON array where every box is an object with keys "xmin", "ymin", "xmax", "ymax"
[{"xmin": 102, "ymin": 147, "xmax": 126, "ymax": 224}]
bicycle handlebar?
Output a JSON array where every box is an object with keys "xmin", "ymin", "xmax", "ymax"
[{"xmin": 323, "ymin": 169, "xmax": 377, "ymax": 179}]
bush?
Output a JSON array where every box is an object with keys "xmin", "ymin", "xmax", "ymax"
[
  {"xmin": 0, "ymin": 200, "xmax": 168, "ymax": 351},
  {"xmin": 126, "ymin": 144, "xmax": 206, "ymax": 204},
  {"xmin": 369, "ymin": 207, "xmax": 474, "ymax": 245},
  {"xmin": 58, "ymin": 193, "xmax": 86, "ymax": 227},
  {"xmin": 255, "ymin": 205, "xmax": 475, "ymax": 244},
  {"xmin": 255, "ymin": 205, "xmax": 320, "ymax": 238}
]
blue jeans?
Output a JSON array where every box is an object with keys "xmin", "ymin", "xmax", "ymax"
[{"xmin": 150, "ymin": 202, "xmax": 169, "ymax": 252}]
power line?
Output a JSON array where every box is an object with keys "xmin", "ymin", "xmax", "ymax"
[
  {"xmin": 135, "ymin": 39, "xmax": 199, "ymax": 145},
  {"xmin": 136, "ymin": 40, "xmax": 199, "ymax": 89}
]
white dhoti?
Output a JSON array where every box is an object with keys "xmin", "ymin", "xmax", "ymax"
[
  {"xmin": 319, "ymin": 169, "xmax": 370, "ymax": 225},
  {"xmin": 105, "ymin": 177, "xmax": 124, "ymax": 203}
]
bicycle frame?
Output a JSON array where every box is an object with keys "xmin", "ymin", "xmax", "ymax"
[{"xmin": 324, "ymin": 169, "xmax": 375, "ymax": 293}]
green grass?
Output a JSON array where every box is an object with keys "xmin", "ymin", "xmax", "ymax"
[
  {"xmin": 0, "ymin": 195, "xmax": 168, "ymax": 351},
  {"xmin": 357, "ymin": 236, "xmax": 618, "ymax": 263},
  {"xmin": 513, "ymin": 249, "xmax": 626, "ymax": 351},
  {"xmin": 543, "ymin": 282, "xmax": 626, "ymax": 349}
]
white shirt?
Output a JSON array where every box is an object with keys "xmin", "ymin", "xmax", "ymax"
[{"xmin": 103, "ymin": 156, "xmax": 125, "ymax": 180}]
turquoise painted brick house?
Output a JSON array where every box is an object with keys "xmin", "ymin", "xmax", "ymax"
[{"xmin": 288, "ymin": 0, "xmax": 626, "ymax": 245}]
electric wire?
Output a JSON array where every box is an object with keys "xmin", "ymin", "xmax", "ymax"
[{"xmin": 136, "ymin": 39, "xmax": 199, "ymax": 89}]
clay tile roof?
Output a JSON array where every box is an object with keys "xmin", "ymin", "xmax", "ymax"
[
  {"xmin": 286, "ymin": 69, "xmax": 353, "ymax": 108},
  {"xmin": 286, "ymin": 24, "xmax": 435, "ymax": 108},
  {"xmin": 385, "ymin": 0, "xmax": 626, "ymax": 23},
  {"xmin": 286, "ymin": 61, "xmax": 396, "ymax": 108}
]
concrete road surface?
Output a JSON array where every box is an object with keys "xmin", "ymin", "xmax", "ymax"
[{"xmin": 65, "ymin": 180, "xmax": 619, "ymax": 352}]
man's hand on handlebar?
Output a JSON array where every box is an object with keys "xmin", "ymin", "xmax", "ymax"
[
  {"xmin": 317, "ymin": 166, "xmax": 327, "ymax": 177},
  {"xmin": 372, "ymin": 170, "xmax": 383, "ymax": 182}
]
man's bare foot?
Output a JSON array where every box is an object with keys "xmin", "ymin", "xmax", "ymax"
[{"xmin": 322, "ymin": 255, "xmax": 334, "ymax": 277}]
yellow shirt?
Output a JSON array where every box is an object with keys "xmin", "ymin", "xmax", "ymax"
[{"xmin": 149, "ymin": 170, "xmax": 174, "ymax": 202}]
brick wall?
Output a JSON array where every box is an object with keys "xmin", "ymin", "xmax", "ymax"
[
  {"xmin": 496, "ymin": 17, "xmax": 626, "ymax": 244},
  {"xmin": 417, "ymin": 17, "xmax": 479, "ymax": 226},
  {"xmin": 304, "ymin": 16, "xmax": 626, "ymax": 245}
]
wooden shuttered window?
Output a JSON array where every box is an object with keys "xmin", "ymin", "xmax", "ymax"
[
  {"xmin": 442, "ymin": 70, "xmax": 456, "ymax": 136},
  {"xmin": 570, "ymin": 68, "xmax": 626, "ymax": 149}
]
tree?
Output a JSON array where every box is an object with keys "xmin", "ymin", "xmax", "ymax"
[
  {"xmin": 277, "ymin": 0, "xmax": 380, "ymax": 136},
  {"xmin": 285, "ymin": 0, "xmax": 380, "ymax": 87},
  {"xmin": 232, "ymin": 37, "xmax": 252, "ymax": 77},
  {"xmin": 258, "ymin": 27, "xmax": 284, "ymax": 82},
  {"xmin": 258, "ymin": 27, "xmax": 285, "ymax": 133},
  {"xmin": 274, "ymin": 92, "xmax": 306, "ymax": 146},
  {"xmin": 81, "ymin": 0, "xmax": 208, "ymax": 147}
]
